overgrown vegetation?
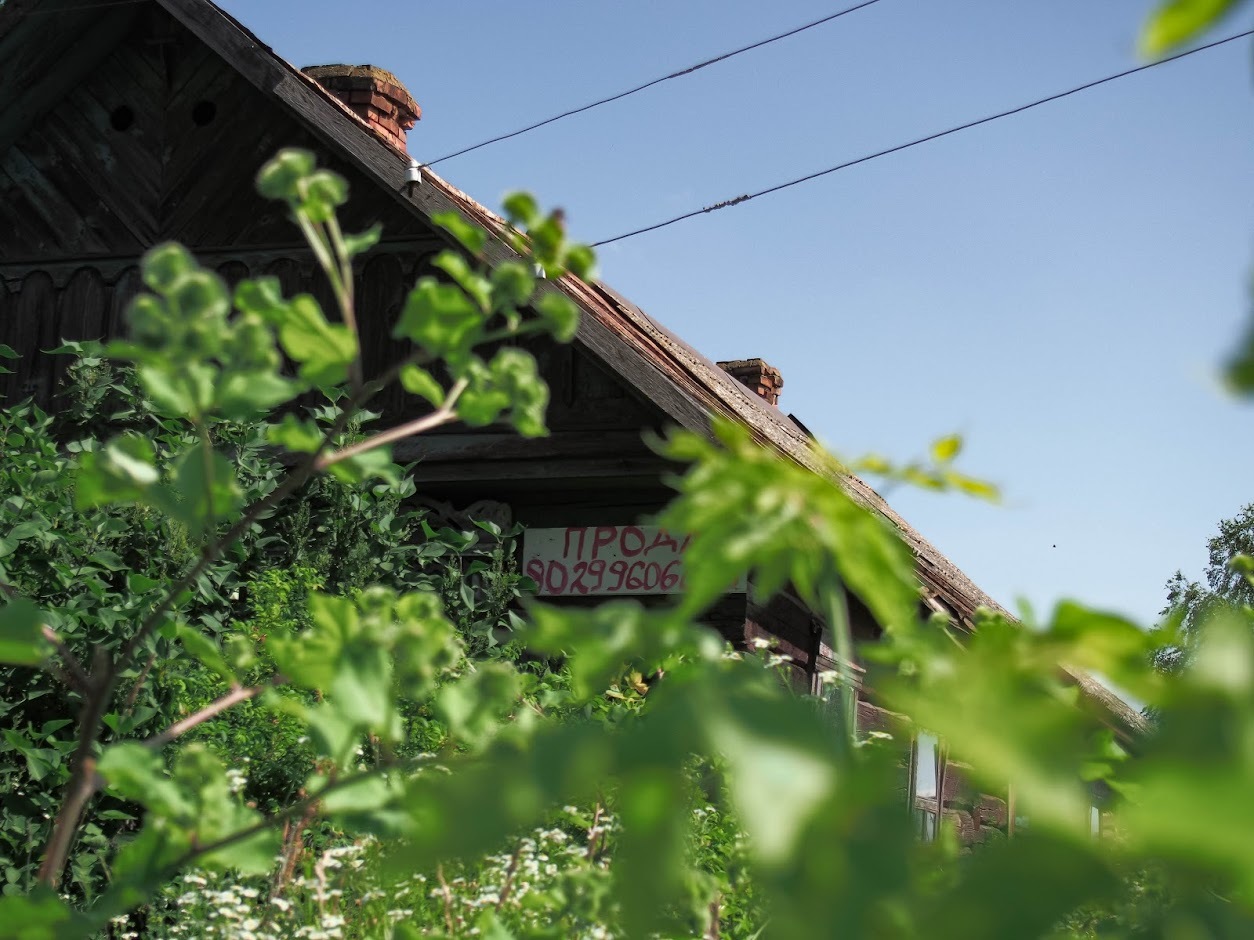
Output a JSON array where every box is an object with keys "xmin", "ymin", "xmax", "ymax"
[
  {"xmin": 1, "ymin": 3, "xmax": 1253, "ymax": 935},
  {"xmin": 0, "ymin": 355, "xmax": 533, "ymax": 906}
]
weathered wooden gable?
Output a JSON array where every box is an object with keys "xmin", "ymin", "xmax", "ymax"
[{"xmin": 0, "ymin": 2, "xmax": 662, "ymax": 446}]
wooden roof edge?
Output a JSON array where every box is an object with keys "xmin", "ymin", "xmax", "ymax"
[{"xmin": 1062, "ymin": 665, "xmax": 1149, "ymax": 740}]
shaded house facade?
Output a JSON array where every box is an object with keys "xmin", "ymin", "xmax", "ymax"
[{"xmin": 0, "ymin": 0, "xmax": 1140, "ymax": 845}]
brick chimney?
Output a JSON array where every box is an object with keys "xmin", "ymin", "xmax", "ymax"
[
  {"xmin": 718, "ymin": 358, "xmax": 784, "ymax": 407},
  {"xmin": 303, "ymin": 64, "xmax": 420, "ymax": 152}
]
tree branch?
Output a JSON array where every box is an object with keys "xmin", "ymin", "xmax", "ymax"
[
  {"xmin": 315, "ymin": 378, "xmax": 468, "ymax": 471},
  {"xmin": 143, "ymin": 682, "xmax": 274, "ymax": 749},
  {"xmin": 41, "ymin": 625, "xmax": 90, "ymax": 694}
]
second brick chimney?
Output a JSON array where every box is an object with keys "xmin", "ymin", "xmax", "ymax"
[
  {"xmin": 718, "ymin": 358, "xmax": 784, "ymax": 407},
  {"xmin": 303, "ymin": 64, "xmax": 420, "ymax": 153}
]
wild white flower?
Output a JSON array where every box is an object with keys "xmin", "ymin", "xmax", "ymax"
[{"xmin": 750, "ymin": 636, "xmax": 773, "ymax": 649}]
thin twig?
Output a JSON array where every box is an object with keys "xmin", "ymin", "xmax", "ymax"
[
  {"xmin": 120, "ymin": 652, "xmax": 157, "ymax": 718},
  {"xmin": 143, "ymin": 683, "xmax": 272, "ymax": 749},
  {"xmin": 316, "ymin": 378, "xmax": 468, "ymax": 471},
  {"xmin": 585, "ymin": 802, "xmax": 604, "ymax": 861},
  {"xmin": 706, "ymin": 895, "xmax": 721, "ymax": 940},
  {"xmin": 495, "ymin": 842, "xmax": 522, "ymax": 912},
  {"xmin": 438, "ymin": 864, "xmax": 456, "ymax": 935},
  {"xmin": 273, "ymin": 795, "xmax": 319, "ymax": 896},
  {"xmin": 40, "ymin": 625, "xmax": 90, "ymax": 693}
]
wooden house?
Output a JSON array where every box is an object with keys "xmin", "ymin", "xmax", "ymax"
[{"xmin": 0, "ymin": 0, "xmax": 1142, "ymax": 844}]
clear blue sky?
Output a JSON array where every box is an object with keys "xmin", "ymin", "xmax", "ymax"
[{"xmin": 222, "ymin": 0, "xmax": 1254, "ymax": 625}]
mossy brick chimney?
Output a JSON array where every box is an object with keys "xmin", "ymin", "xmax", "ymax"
[
  {"xmin": 717, "ymin": 358, "xmax": 784, "ymax": 407},
  {"xmin": 303, "ymin": 64, "xmax": 420, "ymax": 153}
]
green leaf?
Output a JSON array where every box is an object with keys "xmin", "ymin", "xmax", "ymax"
[
  {"xmin": 489, "ymin": 261, "xmax": 535, "ymax": 310},
  {"xmin": 474, "ymin": 911, "xmax": 518, "ymax": 940},
  {"xmin": 234, "ymin": 276, "xmax": 288, "ymax": 321},
  {"xmin": 342, "ymin": 223, "xmax": 382, "ymax": 257},
  {"xmin": 399, "ymin": 364, "xmax": 444, "ymax": 407},
  {"xmin": 0, "ymin": 889, "xmax": 76, "ymax": 938},
  {"xmin": 432, "ymin": 250, "xmax": 492, "ymax": 311},
  {"xmin": 393, "ymin": 278, "xmax": 485, "ymax": 360},
  {"xmin": 533, "ymin": 292, "xmax": 580, "ymax": 342},
  {"xmin": 168, "ymin": 443, "xmax": 245, "ymax": 537},
  {"xmin": 267, "ymin": 414, "xmax": 325, "ymax": 453},
  {"xmin": 945, "ymin": 471, "xmax": 1001, "ymax": 502},
  {"xmin": 326, "ymin": 445, "xmax": 400, "ymax": 486},
  {"xmin": 98, "ymin": 744, "xmax": 189, "ymax": 819},
  {"xmin": 564, "ymin": 244, "xmax": 597, "ymax": 280},
  {"xmin": 456, "ymin": 365, "xmax": 511, "ymax": 428},
  {"xmin": 1224, "ymin": 315, "xmax": 1254, "ymax": 395},
  {"xmin": 432, "ymin": 211, "xmax": 488, "ymax": 255},
  {"xmin": 0, "ymin": 343, "xmax": 17, "ymax": 359},
  {"xmin": 330, "ymin": 642, "xmax": 394, "ymax": 736},
  {"xmin": 75, "ymin": 434, "xmax": 159, "ymax": 510},
  {"xmin": 140, "ymin": 243, "xmax": 194, "ymax": 293},
  {"xmin": 434, "ymin": 662, "xmax": 522, "ymax": 749},
  {"xmin": 501, "ymin": 192, "xmax": 540, "ymax": 228},
  {"xmin": 705, "ymin": 691, "xmax": 837, "ymax": 867},
  {"xmin": 135, "ymin": 360, "xmax": 217, "ymax": 420},
  {"xmin": 298, "ymin": 169, "xmax": 349, "ymax": 223},
  {"xmin": 608, "ymin": 766, "xmax": 687, "ymax": 936},
  {"xmin": 270, "ymin": 591, "xmax": 358, "ymax": 691},
  {"xmin": 919, "ymin": 833, "xmax": 1119, "ymax": 940},
  {"xmin": 1140, "ymin": 0, "xmax": 1238, "ymax": 56},
  {"xmin": 0, "ymin": 598, "xmax": 47, "ymax": 666},
  {"xmin": 930, "ymin": 434, "xmax": 962, "ymax": 463},
  {"xmin": 274, "ymin": 294, "xmax": 357, "ymax": 387},
  {"xmin": 489, "ymin": 347, "xmax": 549, "ymax": 437},
  {"xmin": 256, "ymin": 148, "xmax": 316, "ymax": 201},
  {"xmin": 168, "ymin": 269, "xmax": 230, "ymax": 324},
  {"xmin": 214, "ymin": 371, "xmax": 300, "ymax": 421},
  {"xmin": 657, "ymin": 420, "xmax": 918, "ymax": 632},
  {"xmin": 176, "ymin": 623, "xmax": 237, "ymax": 686}
]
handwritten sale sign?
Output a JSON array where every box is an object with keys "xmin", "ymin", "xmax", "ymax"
[{"xmin": 522, "ymin": 525, "xmax": 743, "ymax": 597}]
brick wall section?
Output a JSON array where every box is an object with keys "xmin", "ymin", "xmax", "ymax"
[{"xmin": 303, "ymin": 64, "xmax": 420, "ymax": 153}]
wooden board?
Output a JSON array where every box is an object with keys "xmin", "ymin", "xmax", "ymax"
[{"xmin": 523, "ymin": 525, "xmax": 745, "ymax": 598}]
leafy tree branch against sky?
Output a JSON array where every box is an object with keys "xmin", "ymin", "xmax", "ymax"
[{"xmin": 222, "ymin": 0, "xmax": 1254, "ymax": 622}]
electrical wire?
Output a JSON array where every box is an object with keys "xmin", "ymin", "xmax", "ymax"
[
  {"xmin": 419, "ymin": 0, "xmax": 888, "ymax": 168},
  {"xmin": 592, "ymin": 28, "xmax": 1254, "ymax": 247}
]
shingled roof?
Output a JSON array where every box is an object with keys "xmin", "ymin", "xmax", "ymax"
[{"xmin": 0, "ymin": 0, "xmax": 1147, "ymax": 737}]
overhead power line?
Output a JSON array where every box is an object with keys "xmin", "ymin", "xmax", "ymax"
[
  {"xmin": 419, "ymin": 0, "xmax": 888, "ymax": 168},
  {"xmin": 591, "ymin": 28, "xmax": 1254, "ymax": 248}
]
